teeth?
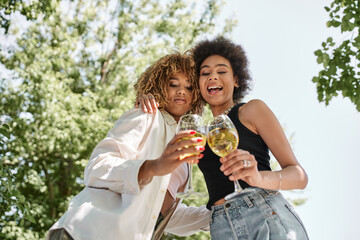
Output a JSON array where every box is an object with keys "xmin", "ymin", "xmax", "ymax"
[{"xmin": 208, "ymin": 86, "xmax": 222, "ymax": 90}]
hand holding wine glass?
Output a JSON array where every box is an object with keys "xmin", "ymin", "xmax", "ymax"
[{"xmin": 175, "ymin": 114, "xmax": 207, "ymax": 199}]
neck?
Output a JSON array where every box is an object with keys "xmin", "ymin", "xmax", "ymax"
[{"xmin": 210, "ymin": 101, "xmax": 235, "ymax": 116}]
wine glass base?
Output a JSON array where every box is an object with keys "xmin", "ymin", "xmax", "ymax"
[
  {"xmin": 176, "ymin": 191, "xmax": 207, "ymax": 199},
  {"xmin": 224, "ymin": 189, "xmax": 243, "ymax": 201}
]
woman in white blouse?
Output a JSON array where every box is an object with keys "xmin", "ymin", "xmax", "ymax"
[{"xmin": 47, "ymin": 52, "xmax": 211, "ymax": 240}]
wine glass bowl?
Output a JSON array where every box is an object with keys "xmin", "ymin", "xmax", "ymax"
[
  {"xmin": 175, "ymin": 114, "xmax": 207, "ymax": 199},
  {"xmin": 207, "ymin": 127, "xmax": 238, "ymax": 157}
]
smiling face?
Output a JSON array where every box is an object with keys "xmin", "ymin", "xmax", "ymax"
[
  {"xmin": 199, "ymin": 55, "xmax": 238, "ymax": 115},
  {"xmin": 164, "ymin": 72, "xmax": 193, "ymax": 122}
]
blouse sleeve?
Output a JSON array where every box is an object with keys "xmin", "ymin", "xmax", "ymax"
[
  {"xmin": 165, "ymin": 203, "xmax": 211, "ymax": 236},
  {"xmin": 84, "ymin": 109, "xmax": 152, "ymax": 195}
]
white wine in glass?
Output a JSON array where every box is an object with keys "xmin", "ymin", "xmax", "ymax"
[
  {"xmin": 175, "ymin": 114, "xmax": 207, "ymax": 199},
  {"xmin": 207, "ymin": 114, "xmax": 243, "ymax": 200}
]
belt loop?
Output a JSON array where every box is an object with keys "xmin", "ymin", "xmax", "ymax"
[
  {"xmin": 244, "ymin": 195, "xmax": 253, "ymax": 208},
  {"xmin": 263, "ymin": 188, "xmax": 278, "ymax": 196}
]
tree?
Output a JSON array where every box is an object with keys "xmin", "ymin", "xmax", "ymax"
[
  {"xmin": 313, "ymin": 0, "xmax": 360, "ymax": 111},
  {"xmin": 0, "ymin": 0, "xmax": 61, "ymax": 34},
  {"xmin": 0, "ymin": 0, "xmax": 236, "ymax": 239}
]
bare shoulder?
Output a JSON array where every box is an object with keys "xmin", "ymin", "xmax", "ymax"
[{"xmin": 239, "ymin": 99, "xmax": 270, "ymax": 118}]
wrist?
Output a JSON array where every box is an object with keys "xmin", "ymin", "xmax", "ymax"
[{"xmin": 138, "ymin": 160, "xmax": 156, "ymax": 186}]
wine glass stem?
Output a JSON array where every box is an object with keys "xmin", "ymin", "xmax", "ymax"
[
  {"xmin": 187, "ymin": 164, "xmax": 194, "ymax": 191},
  {"xmin": 233, "ymin": 175, "xmax": 243, "ymax": 192}
]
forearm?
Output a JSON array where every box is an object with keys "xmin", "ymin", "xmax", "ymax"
[
  {"xmin": 258, "ymin": 165, "xmax": 308, "ymax": 190},
  {"xmin": 138, "ymin": 160, "xmax": 159, "ymax": 186},
  {"xmin": 166, "ymin": 203, "xmax": 211, "ymax": 236}
]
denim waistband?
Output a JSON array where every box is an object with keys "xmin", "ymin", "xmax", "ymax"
[{"xmin": 211, "ymin": 187, "xmax": 279, "ymax": 214}]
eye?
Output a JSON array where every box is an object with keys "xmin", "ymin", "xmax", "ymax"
[
  {"xmin": 218, "ymin": 68, "xmax": 228, "ymax": 74},
  {"xmin": 169, "ymin": 83, "xmax": 178, "ymax": 87},
  {"xmin": 201, "ymin": 72, "xmax": 210, "ymax": 76},
  {"xmin": 186, "ymin": 85, "xmax": 193, "ymax": 90}
]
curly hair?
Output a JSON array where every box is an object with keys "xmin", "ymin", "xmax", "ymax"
[
  {"xmin": 134, "ymin": 52, "xmax": 204, "ymax": 114},
  {"xmin": 191, "ymin": 36, "xmax": 251, "ymax": 102}
]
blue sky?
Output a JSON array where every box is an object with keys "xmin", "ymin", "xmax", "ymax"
[{"xmin": 219, "ymin": 0, "xmax": 360, "ymax": 239}]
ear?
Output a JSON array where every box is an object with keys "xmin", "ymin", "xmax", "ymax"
[{"xmin": 234, "ymin": 76, "xmax": 239, "ymax": 87}]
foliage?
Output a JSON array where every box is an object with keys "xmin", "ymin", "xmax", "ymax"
[
  {"xmin": 0, "ymin": 0, "xmax": 236, "ymax": 239},
  {"xmin": 1, "ymin": 123, "xmax": 35, "ymax": 229},
  {"xmin": 313, "ymin": 0, "xmax": 360, "ymax": 111},
  {"xmin": 0, "ymin": 0, "xmax": 62, "ymax": 34}
]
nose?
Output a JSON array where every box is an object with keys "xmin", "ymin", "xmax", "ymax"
[
  {"xmin": 209, "ymin": 72, "xmax": 218, "ymax": 80},
  {"xmin": 177, "ymin": 87, "xmax": 186, "ymax": 95}
]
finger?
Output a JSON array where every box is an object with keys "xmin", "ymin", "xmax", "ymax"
[
  {"xmin": 178, "ymin": 145, "xmax": 205, "ymax": 157},
  {"xmin": 138, "ymin": 97, "xmax": 148, "ymax": 113},
  {"xmin": 147, "ymin": 94, "xmax": 158, "ymax": 113},
  {"xmin": 220, "ymin": 149, "xmax": 249, "ymax": 163},
  {"xmin": 174, "ymin": 145, "xmax": 205, "ymax": 161},
  {"xmin": 221, "ymin": 155, "xmax": 256, "ymax": 175},
  {"xmin": 142, "ymin": 94, "xmax": 153, "ymax": 113},
  {"xmin": 134, "ymin": 100, "xmax": 139, "ymax": 108},
  {"xmin": 181, "ymin": 153, "xmax": 204, "ymax": 164},
  {"xmin": 229, "ymin": 167, "xmax": 255, "ymax": 181},
  {"xmin": 220, "ymin": 153, "xmax": 247, "ymax": 169},
  {"xmin": 172, "ymin": 138, "xmax": 205, "ymax": 153},
  {"xmin": 169, "ymin": 130, "xmax": 197, "ymax": 145}
]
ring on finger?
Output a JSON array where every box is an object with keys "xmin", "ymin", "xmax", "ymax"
[
  {"xmin": 243, "ymin": 160, "xmax": 251, "ymax": 168},
  {"xmin": 148, "ymin": 95, "xmax": 155, "ymax": 99}
]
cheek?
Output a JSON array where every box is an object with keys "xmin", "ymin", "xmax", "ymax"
[
  {"xmin": 166, "ymin": 88, "xmax": 173, "ymax": 100},
  {"xmin": 198, "ymin": 78, "xmax": 206, "ymax": 92}
]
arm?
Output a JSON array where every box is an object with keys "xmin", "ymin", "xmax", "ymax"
[
  {"xmin": 84, "ymin": 109, "xmax": 151, "ymax": 194},
  {"xmin": 165, "ymin": 203, "xmax": 211, "ymax": 236},
  {"xmin": 85, "ymin": 109, "xmax": 204, "ymax": 194},
  {"xmin": 221, "ymin": 99, "xmax": 308, "ymax": 190}
]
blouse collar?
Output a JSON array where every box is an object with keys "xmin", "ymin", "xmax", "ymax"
[{"xmin": 160, "ymin": 110, "xmax": 177, "ymax": 127}]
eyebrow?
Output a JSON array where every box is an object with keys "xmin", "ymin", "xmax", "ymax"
[{"xmin": 200, "ymin": 64, "xmax": 229, "ymax": 70}]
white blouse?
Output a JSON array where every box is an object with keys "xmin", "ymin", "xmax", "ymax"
[
  {"xmin": 47, "ymin": 109, "xmax": 210, "ymax": 240},
  {"xmin": 167, "ymin": 163, "xmax": 188, "ymax": 199}
]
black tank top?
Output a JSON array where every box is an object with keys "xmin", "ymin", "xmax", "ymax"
[{"xmin": 198, "ymin": 103, "xmax": 271, "ymax": 209}]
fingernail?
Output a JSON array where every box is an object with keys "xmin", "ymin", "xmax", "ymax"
[
  {"xmin": 198, "ymin": 146, "xmax": 205, "ymax": 151},
  {"xmin": 224, "ymin": 170, "xmax": 229, "ymax": 175},
  {"xmin": 197, "ymin": 138, "xmax": 203, "ymax": 142},
  {"xmin": 190, "ymin": 130, "xmax": 196, "ymax": 134},
  {"xmin": 229, "ymin": 176, "xmax": 234, "ymax": 180},
  {"xmin": 220, "ymin": 166, "xmax": 224, "ymax": 171},
  {"xmin": 198, "ymin": 154, "xmax": 204, "ymax": 159}
]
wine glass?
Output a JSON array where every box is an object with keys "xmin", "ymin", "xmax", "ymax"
[
  {"xmin": 207, "ymin": 114, "xmax": 243, "ymax": 200},
  {"xmin": 175, "ymin": 114, "xmax": 207, "ymax": 199}
]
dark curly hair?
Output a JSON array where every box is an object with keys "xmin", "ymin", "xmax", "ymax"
[
  {"xmin": 191, "ymin": 36, "xmax": 251, "ymax": 102},
  {"xmin": 134, "ymin": 51, "xmax": 204, "ymax": 114}
]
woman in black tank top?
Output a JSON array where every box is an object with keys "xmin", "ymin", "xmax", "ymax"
[
  {"xmin": 192, "ymin": 36, "xmax": 309, "ymax": 239},
  {"xmin": 138, "ymin": 37, "xmax": 309, "ymax": 239}
]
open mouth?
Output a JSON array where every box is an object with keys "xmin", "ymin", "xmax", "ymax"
[{"xmin": 207, "ymin": 85, "xmax": 223, "ymax": 94}]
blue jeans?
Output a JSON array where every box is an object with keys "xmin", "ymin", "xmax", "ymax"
[{"xmin": 210, "ymin": 188, "xmax": 309, "ymax": 240}]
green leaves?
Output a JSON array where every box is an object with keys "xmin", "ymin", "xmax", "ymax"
[
  {"xmin": 314, "ymin": 0, "xmax": 360, "ymax": 112},
  {"xmin": 0, "ymin": 124, "xmax": 10, "ymax": 140}
]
